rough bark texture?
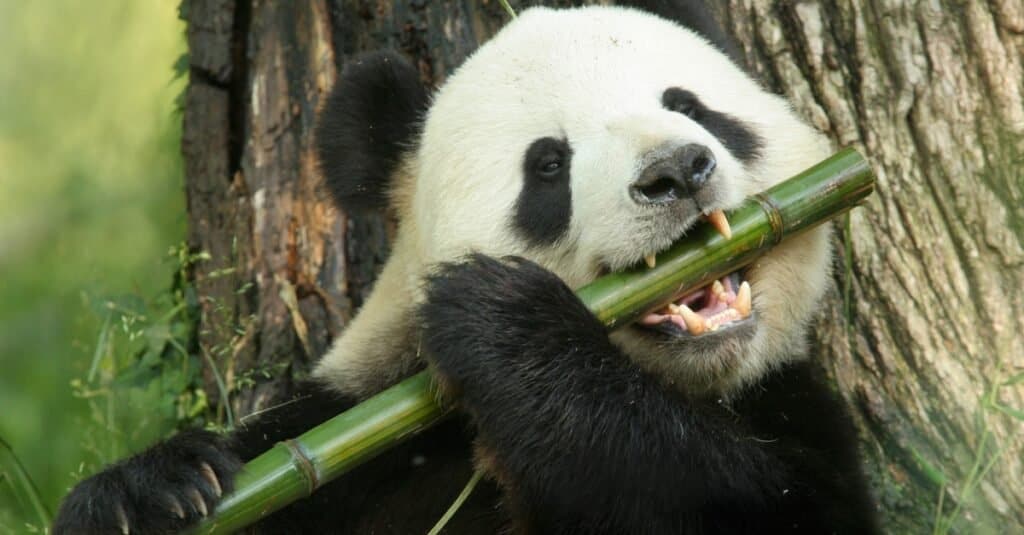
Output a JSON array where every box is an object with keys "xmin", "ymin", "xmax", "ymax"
[
  {"xmin": 182, "ymin": 0, "xmax": 1023, "ymax": 531},
  {"xmin": 714, "ymin": 2, "xmax": 1024, "ymax": 532}
]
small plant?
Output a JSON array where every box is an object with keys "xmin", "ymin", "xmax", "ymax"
[
  {"xmin": 931, "ymin": 371, "xmax": 1023, "ymax": 535},
  {"xmin": 69, "ymin": 244, "xmax": 217, "ymax": 471}
]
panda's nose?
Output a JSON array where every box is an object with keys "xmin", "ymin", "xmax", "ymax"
[{"xmin": 630, "ymin": 144, "xmax": 716, "ymax": 205}]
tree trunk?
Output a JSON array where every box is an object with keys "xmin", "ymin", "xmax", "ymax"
[
  {"xmin": 713, "ymin": 2, "xmax": 1024, "ymax": 532},
  {"xmin": 182, "ymin": 0, "xmax": 1023, "ymax": 531}
]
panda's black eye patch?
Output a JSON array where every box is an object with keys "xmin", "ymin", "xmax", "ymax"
[
  {"xmin": 661, "ymin": 87, "xmax": 763, "ymax": 164},
  {"xmin": 515, "ymin": 137, "xmax": 573, "ymax": 246}
]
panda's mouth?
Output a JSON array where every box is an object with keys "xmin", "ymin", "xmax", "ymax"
[
  {"xmin": 637, "ymin": 270, "xmax": 754, "ymax": 337},
  {"xmin": 633, "ymin": 209, "xmax": 754, "ymax": 337}
]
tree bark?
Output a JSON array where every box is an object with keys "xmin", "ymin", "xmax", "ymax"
[
  {"xmin": 714, "ymin": 2, "xmax": 1024, "ymax": 531},
  {"xmin": 182, "ymin": 0, "xmax": 1023, "ymax": 531}
]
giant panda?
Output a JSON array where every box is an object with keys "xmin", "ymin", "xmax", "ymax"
[{"xmin": 53, "ymin": 2, "xmax": 879, "ymax": 533}]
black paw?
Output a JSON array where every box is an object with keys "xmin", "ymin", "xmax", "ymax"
[
  {"xmin": 419, "ymin": 254, "xmax": 606, "ymax": 390},
  {"xmin": 53, "ymin": 429, "xmax": 242, "ymax": 535}
]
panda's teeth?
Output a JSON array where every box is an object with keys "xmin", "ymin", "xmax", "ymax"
[
  {"xmin": 711, "ymin": 280, "xmax": 729, "ymax": 303},
  {"xmin": 676, "ymin": 303, "xmax": 706, "ymax": 335},
  {"xmin": 732, "ymin": 281, "xmax": 752, "ymax": 317},
  {"xmin": 644, "ymin": 254, "xmax": 657, "ymax": 269},
  {"xmin": 706, "ymin": 209, "xmax": 732, "ymax": 239},
  {"xmin": 641, "ymin": 312, "xmax": 670, "ymax": 325}
]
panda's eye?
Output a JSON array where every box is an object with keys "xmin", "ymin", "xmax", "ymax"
[
  {"xmin": 539, "ymin": 159, "xmax": 562, "ymax": 176},
  {"xmin": 524, "ymin": 137, "xmax": 571, "ymax": 183},
  {"xmin": 674, "ymin": 103, "xmax": 697, "ymax": 119},
  {"xmin": 662, "ymin": 87, "xmax": 702, "ymax": 120}
]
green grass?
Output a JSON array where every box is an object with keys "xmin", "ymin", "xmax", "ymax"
[
  {"xmin": 931, "ymin": 372, "xmax": 1023, "ymax": 535},
  {"xmin": 0, "ymin": 1, "xmax": 188, "ymax": 530}
]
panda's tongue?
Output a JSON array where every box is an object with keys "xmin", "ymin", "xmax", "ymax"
[{"xmin": 639, "ymin": 272, "xmax": 751, "ymax": 335}]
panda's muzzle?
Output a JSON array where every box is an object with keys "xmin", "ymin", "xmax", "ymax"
[
  {"xmin": 626, "ymin": 143, "xmax": 749, "ymax": 338},
  {"xmin": 629, "ymin": 143, "xmax": 716, "ymax": 206}
]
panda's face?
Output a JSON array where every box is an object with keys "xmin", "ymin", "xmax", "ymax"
[
  {"xmin": 311, "ymin": 6, "xmax": 826, "ymax": 400},
  {"xmin": 400, "ymin": 7, "xmax": 833, "ymax": 396},
  {"xmin": 422, "ymin": 9, "xmax": 764, "ymax": 272}
]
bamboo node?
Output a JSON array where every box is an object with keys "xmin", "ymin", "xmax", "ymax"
[
  {"xmin": 752, "ymin": 192, "xmax": 785, "ymax": 245},
  {"xmin": 282, "ymin": 439, "xmax": 319, "ymax": 495}
]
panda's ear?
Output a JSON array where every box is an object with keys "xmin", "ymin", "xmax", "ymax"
[
  {"xmin": 618, "ymin": 0, "xmax": 744, "ymax": 66},
  {"xmin": 315, "ymin": 51, "xmax": 430, "ymax": 213}
]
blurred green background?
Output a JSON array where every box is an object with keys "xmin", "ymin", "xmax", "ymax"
[{"xmin": 0, "ymin": 1, "xmax": 188, "ymax": 530}]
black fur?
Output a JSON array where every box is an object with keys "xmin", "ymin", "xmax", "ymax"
[
  {"xmin": 420, "ymin": 255, "xmax": 878, "ymax": 533},
  {"xmin": 663, "ymin": 87, "xmax": 763, "ymax": 163},
  {"xmin": 314, "ymin": 51, "xmax": 429, "ymax": 212},
  {"xmin": 514, "ymin": 137, "xmax": 574, "ymax": 246}
]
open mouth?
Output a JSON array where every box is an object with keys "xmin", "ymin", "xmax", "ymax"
[
  {"xmin": 636, "ymin": 209, "xmax": 754, "ymax": 337},
  {"xmin": 638, "ymin": 270, "xmax": 753, "ymax": 336}
]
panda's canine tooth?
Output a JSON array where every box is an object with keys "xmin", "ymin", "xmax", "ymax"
[
  {"xmin": 707, "ymin": 209, "xmax": 732, "ymax": 239},
  {"xmin": 711, "ymin": 280, "xmax": 727, "ymax": 301},
  {"xmin": 733, "ymin": 281, "xmax": 752, "ymax": 317},
  {"xmin": 678, "ymin": 303, "xmax": 706, "ymax": 335},
  {"xmin": 644, "ymin": 254, "xmax": 656, "ymax": 269}
]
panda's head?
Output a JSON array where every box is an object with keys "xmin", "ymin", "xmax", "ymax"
[{"xmin": 315, "ymin": 6, "xmax": 832, "ymax": 399}]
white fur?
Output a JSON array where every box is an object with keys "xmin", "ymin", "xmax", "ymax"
[{"xmin": 316, "ymin": 6, "xmax": 833, "ymax": 398}]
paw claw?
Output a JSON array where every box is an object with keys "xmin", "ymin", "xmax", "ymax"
[
  {"xmin": 199, "ymin": 461, "xmax": 223, "ymax": 497},
  {"xmin": 114, "ymin": 502, "xmax": 130, "ymax": 535},
  {"xmin": 187, "ymin": 487, "xmax": 208, "ymax": 517},
  {"xmin": 53, "ymin": 429, "xmax": 242, "ymax": 534},
  {"xmin": 166, "ymin": 494, "xmax": 186, "ymax": 519}
]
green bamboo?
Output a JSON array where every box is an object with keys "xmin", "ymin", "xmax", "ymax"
[
  {"xmin": 193, "ymin": 148, "xmax": 874, "ymax": 534},
  {"xmin": 578, "ymin": 147, "xmax": 873, "ymax": 328}
]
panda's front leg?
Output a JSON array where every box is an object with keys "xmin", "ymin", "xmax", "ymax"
[{"xmin": 420, "ymin": 254, "xmax": 775, "ymax": 532}]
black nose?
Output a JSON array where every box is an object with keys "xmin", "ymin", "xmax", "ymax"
[{"xmin": 630, "ymin": 144, "xmax": 717, "ymax": 205}]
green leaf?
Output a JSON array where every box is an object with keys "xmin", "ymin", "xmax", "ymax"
[
  {"xmin": 1002, "ymin": 372, "xmax": 1024, "ymax": 386},
  {"xmin": 173, "ymin": 52, "xmax": 189, "ymax": 80},
  {"xmin": 910, "ymin": 447, "xmax": 947, "ymax": 486},
  {"xmin": 993, "ymin": 403, "xmax": 1024, "ymax": 421},
  {"xmin": 0, "ymin": 438, "xmax": 51, "ymax": 527}
]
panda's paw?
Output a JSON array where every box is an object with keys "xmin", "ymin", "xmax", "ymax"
[
  {"xmin": 52, "ymin": 429, "xmax": 241, "ymax": 535},
  {"xmin": 421, "ymin": 254, "xmax": 602, "ymax": 384}
]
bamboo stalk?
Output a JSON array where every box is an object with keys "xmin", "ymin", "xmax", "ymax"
[{"xmin": 193, "ymin": 148, "xmax": 874, "ymax": 534}]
